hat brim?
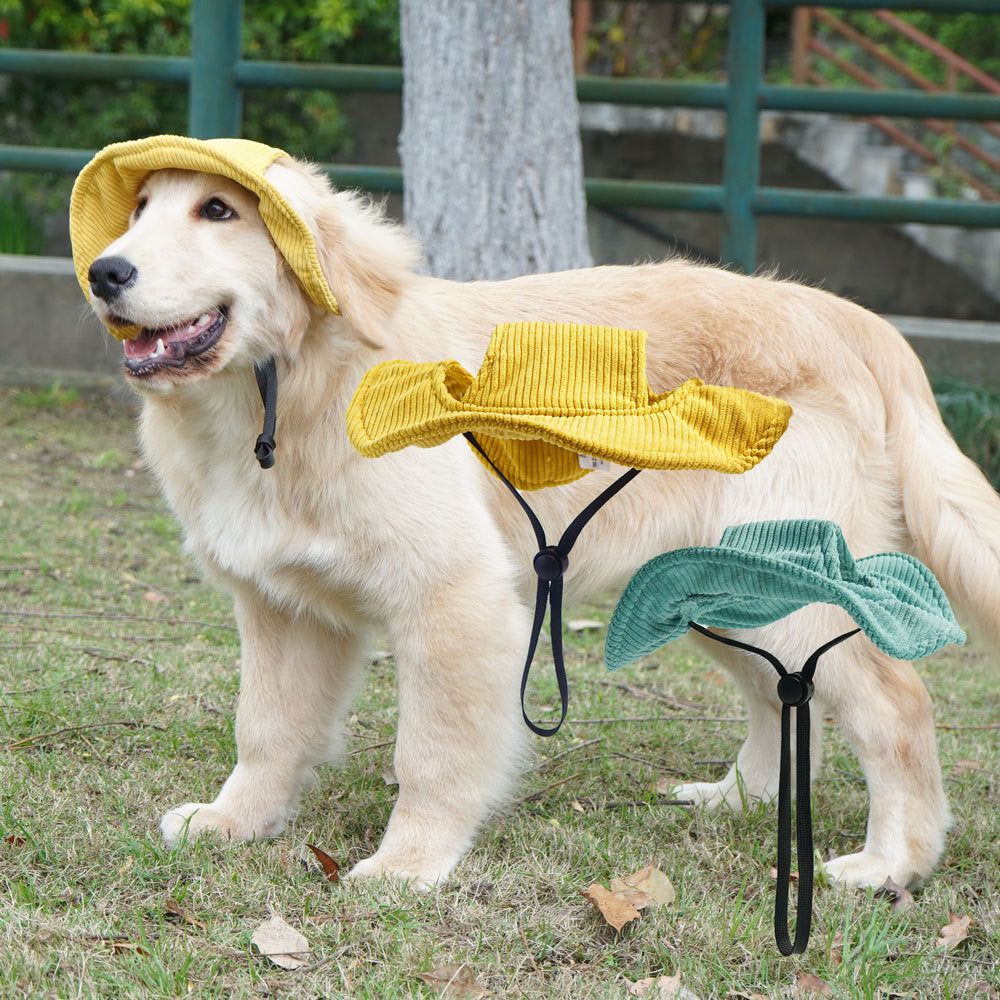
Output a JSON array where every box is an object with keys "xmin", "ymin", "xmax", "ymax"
[
  {"xmin": 605, "ymin": 529, "xmax": 965, "ymax": 669},
  {"xmin": 70, "ymin": 135, "xmax": 340, "ymax": 340},
  {"xmin": 347, "ymin": 359, "xmax": 792, "ymax": 490}
]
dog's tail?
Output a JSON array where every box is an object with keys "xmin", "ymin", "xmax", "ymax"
[{"xmin": 870, "ymin": 316, "xmax": 1000, "ymax": 648}]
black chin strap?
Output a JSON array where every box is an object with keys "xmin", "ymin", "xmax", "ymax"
[
  {"xmin": 464, "ymin": 432, "xmax": 641, "ymax": 737},
  {"xmin": 688, "ymin": 621, "xmax": 861, "ymax": 955},
  {"xmin": 253, "ymin": 357, "xmax": 278, "ymax": 469}
]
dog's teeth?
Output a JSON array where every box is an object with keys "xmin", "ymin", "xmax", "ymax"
[
  {"xmin": 197, "ymin": 313, "xmax": 210, "ymax": 325},
  {"xmin": 155, "ymin": 338, "xmax": 165, "ymax": 356}
]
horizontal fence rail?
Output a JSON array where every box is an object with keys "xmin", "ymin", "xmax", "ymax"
[{"xmin": 1, "ymin": 0, "xmax": 998, "ymax": 271}]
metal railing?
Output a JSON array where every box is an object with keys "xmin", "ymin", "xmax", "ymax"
[
  {"xmin": 1, "ymin": 0, "xmax": 999, "ymax": 271},
  {"xmin": 793, "ymin": 6, "xmax": 1000, "ymax": 200}
]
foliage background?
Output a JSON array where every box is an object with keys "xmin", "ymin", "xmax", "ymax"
[{"xmin": 0, "ymin": 0, "xmax": 401, "ymax": 252}]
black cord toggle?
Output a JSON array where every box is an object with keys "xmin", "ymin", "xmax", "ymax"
[
  {"xmin": 254, "ymin": 433, "xmax": 276, "ymax": 469},
  {"xmin": 688, "ymin": 621, "xmax": 860, "ymax": 955},
  {"xmin": 776, "ymin": 672, "xmax": 814, "ymax": 707},
  {"xmin": 533, "ymin": 545, "xmax": 569, "ymax": 582},
  {"xmin": 253, "ymin": 357, "xmax": 278, "ymax": 470},
  {"xmin": 463, "ymin": 432, "xmax": 641, "ymax": 737}
]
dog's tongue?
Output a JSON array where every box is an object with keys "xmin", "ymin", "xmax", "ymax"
[{"xmin": 124, "ymin": 313, "xmax": 216, "ymax": 361}]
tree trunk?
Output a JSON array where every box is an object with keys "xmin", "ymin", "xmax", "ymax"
[{"xmin": 399, "ymin": 0, "xmax": 593, "ymax": 281}]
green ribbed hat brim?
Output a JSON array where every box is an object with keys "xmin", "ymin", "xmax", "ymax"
[{"xmin": 605, "ymin": 519, "xmax": 965, "ymax": 670}]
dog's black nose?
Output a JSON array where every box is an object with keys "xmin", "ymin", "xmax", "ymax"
[{"xmin": 88, "ymin": 256, "xmax": 137, "ymax": 301}]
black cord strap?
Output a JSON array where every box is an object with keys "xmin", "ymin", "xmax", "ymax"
[
  {"xmin": 688, "ymin": 621, "xmax": 860, "ymax": 955},
  {"xmin": 464, "ymin": 432, "xmax": 641, "ymax": 737},
  {"xmin": 253, "ymin": 357, "xmax": 278, "ymax": 469}
]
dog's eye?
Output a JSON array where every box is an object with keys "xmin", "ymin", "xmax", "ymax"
[
  {"xmin": 200, "ymin": 198, "xmax": 236, "ymax": 221},
  {"xmin": 134, "ymin": 197, "xmax": 148, "ymax": 220}
]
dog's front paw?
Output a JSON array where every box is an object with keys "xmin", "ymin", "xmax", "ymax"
[
  {"xmin": 345, "ymin": 852, "xmax": 453, "ymax": 891},
  {"xmin": 159, "ymin": 802, "xmax": 285, "ymax": 847},
  {"xmin": 670, "ymin": 779, "xmax": 751, "ymax": 811},
  {"xmin": 824, "ymin": 851, "xmax": 914, "ymax": 890}
]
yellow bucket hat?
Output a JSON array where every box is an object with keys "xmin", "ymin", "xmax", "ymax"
[
  {"xmin": 69, "ymin": 134, "xmax": 340, "ymax": 340},
  {"xmin": 348, "ymin": 321, "xmax": 792, "ymax": 738},
  {"xmin": 347, "ymin": 322, "xmax": 792, "ymax": 490}
]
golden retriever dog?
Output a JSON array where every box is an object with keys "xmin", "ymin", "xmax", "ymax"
[{"xmin": 83, "ymin": 156, "xmax": 1000, "ymax": 891}]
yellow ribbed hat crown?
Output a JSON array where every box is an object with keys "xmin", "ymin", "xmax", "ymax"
[
  {"xmin": 347, "ymin": 322, "xmax": 792, "ymax": 490},
  {"xmin": 70, "ymin": 134, "xmax": 340, "ymax": 340}
]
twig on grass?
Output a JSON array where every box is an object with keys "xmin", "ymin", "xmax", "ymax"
[
  {"xmin": 2, "ymin": 719, "xmax": 166, "ymax": 751},
  {"xmin": 2, "ymin": 622, "xmax": 183, "ymax": 643},
  {"xmin": 594, "ymin": 678, "xmax": 706, "ymax": 711},
  {"xmin": 540, "ymin": 737, "xmax": 603, "ymax": 767},
  {"xmin": 82, "ymin": 647, "xmax": 154, "ymax": 668},
  {"xmin": 610, "ymin": 749, "xmax": 688, "ymax": 773},
  {"xmin": 512, "ymin": 772, "xmax": 581, "ymax": 807},
  {"xmin": 567, "ymin": 716, "xmax": 662, "ymax": 725},
  {"xmin": 0, "ymin": 609, "xmax": 237, "ymax": 631},
  {"xmin": 936, "ymin": 722, "xmax": 1000, "ymax": 731},
  {"xmin": 295, "ymin": 943, "xmax": 359, "ymax": 974},
  {"xmin": 348, "ymin": 739, "xmax": 395, "ymax": 756}
]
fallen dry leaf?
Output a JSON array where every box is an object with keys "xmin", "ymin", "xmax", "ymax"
[
  {"xmin": 876, "ymin": 876, "xmax": 915, "ymax": 912},
  {"xmin": 628, "ymin": 971, "xmax": 700, "ymax": 999},
  {"xmin": 610, "ymin": 863, "xmax": 676, "ymax": 907},
  {"xmin": 251, "ymin": 914, "xmax": 309, "ymax": 970},
  {"xmin": 768, "ymin": 866, "xmax": 799, "ymax": 882},
  {"xmin": 142, "ymin": 590, "xmax": 166, "ymax": 604},
  {"xmin": 726, "ymin": 992, "xmax": 769, "ymax": 1000},
  {"xmin": 2, "ymin": 834, "xmax": 26, "ymax": 848},
  {"xmin": 568, "ymin": 618, "xmax": 604, "ymax": 632},
  {"xmin": 654, "ymin": 778, "xmax": 679, "ymax": 796},
  {"xmin": 416, "ymin": 962, "xmax": 485, "ymax": 998},
  {"xmin": 970, "ymin": 982, "xmax": 999, "ymax": 1000},
  {"xmin": 581, "ymin": 883, "xmax": 642, "ymax": 931},
  {"xmin": 935, "ymin": 913, "xmax": 972, "ymax": 950},
  {"xmin": 795, "ymin": 972, "xmax": 833, "ymax": 997},
  {"xmin": 305, "ymin": 843, "xmax": 340, "ymax": 883},
  {"xmin": 164, "ymin": 898, "xmax": 206, "ymax": 930}
]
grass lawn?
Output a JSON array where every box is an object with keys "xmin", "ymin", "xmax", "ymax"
[{"xmin": 1, "ymin": 384, "xmax": 997, "ymax": 999}]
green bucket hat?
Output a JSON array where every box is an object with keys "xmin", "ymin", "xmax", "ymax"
[
  {"xmin": 606, "ymin": 518, "xmax": 965, "ymax": 671},
  {"xmin": 605, "ymin": 518, "xmax": 964, "ymax": 957}
]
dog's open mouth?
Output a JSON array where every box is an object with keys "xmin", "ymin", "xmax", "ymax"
[{"xmin": 122, "ymin": 307, "xmax": 228, "ymax": 376}]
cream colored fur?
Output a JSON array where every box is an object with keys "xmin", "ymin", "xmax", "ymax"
[{"xmin": 86, "ymin": 158, "xmax": 1000, "ymax": 890}]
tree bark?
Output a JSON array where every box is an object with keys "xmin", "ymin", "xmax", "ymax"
[{"xmin": 399, "ymin": 0, "xmax": 593, "ymax": 280}]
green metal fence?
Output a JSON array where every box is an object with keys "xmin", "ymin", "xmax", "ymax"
[{"xmin": 1, "ymin": 0, "xmax": 999, "ymax": 270}]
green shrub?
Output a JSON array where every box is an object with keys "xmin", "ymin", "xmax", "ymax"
[
  {"xmin": 934, "ymin": 376, "xmax": 1000, "ymax": 490},
  {"xmin": 0, "ymin": 0, "xmax": 401, "ymax": 251}
]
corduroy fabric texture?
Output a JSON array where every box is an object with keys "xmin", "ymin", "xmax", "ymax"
[
  {"xmin": 347, "ymin": 322, "xmax": 793, "ymax": 490},
  {"xmin": 605, "ymin": 519, "xmax": 965, "ymax": 669},
  {"xmin": 70, "ymin": 134, "xmax": 340, "ymax": 339}
]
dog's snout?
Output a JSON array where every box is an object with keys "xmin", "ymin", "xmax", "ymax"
[{"xmin": 88, "ymin": 255, "xmax": 137, "ymax": 301}]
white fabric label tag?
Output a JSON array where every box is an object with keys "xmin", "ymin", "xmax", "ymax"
[{"xmin": 578, "ymin": 453, "xmax": 612, "ymax": 471}]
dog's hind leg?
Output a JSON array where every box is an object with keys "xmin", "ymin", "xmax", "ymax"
[
  {"xmin": 160, "ymin": 590, "xmax": 366, "ymax": 847},
  {"xmin": 347, "ymin": 573, "xmax": 530, "ymax": 887},
  {"xmin": 676, "ymin": 604, "xmax": 949, "ymax": 889},
  {"xmin": 672, "ymin": 615, "xmax": 825, "ymax": 809},
  {"xmin": 819, "ymin": 642, "xmax": 949, "ymax": 889}
]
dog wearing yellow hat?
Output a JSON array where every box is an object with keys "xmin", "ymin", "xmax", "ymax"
[{"xmin": 72, "ymin": 135, "xmax": 1000, "ymax": 891}]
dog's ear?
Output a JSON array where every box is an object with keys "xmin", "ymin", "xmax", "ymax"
[{"xmin": 265, "ymin": 159, "xmax": 419, "ymax": 351}]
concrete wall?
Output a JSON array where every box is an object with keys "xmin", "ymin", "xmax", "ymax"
[
  {"xmin": 0, "ymin": 254, "xmax": 120, "ymax": 386},
  {"xmin": 3, "ymin": 252, "xmax": 996, "ymax": 389}
]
